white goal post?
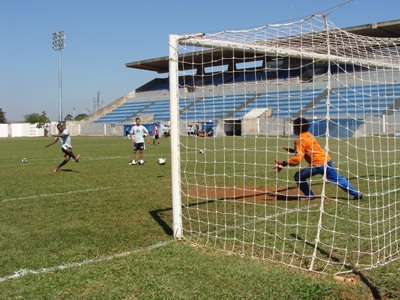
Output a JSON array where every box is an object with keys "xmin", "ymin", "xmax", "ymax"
[{"xmin": 169, "ymin": 14, "xmax": 400, "ymax": 275}]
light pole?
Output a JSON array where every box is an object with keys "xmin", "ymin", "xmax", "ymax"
[{"xmin": 52, "ymin": 31, "xmax": 65, "ymax": 122}]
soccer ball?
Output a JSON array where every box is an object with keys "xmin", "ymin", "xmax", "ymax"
[
  {"xmin": 21, "ymin": 158, "xmax": 28, "ymax": 163},
  {"xmin": 199, "ymin": 149, "xmax": 204, "ymax": 154},
  {"xmin": 158, "ymin": 158, "xmax": 166, "ymax": 165},
  {"xmin": 138, "ymin": 159, "xmax": 145, "ymax": 165}
]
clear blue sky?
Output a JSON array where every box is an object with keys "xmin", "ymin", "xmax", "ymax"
[{"xmin": 1, "ymin": 0, "xmax": 399, "ymax": 121}]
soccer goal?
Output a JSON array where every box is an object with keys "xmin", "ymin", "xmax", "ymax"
[{"xmin": 169, "ymin": 14, "xmax": 400, "ymax": 275}]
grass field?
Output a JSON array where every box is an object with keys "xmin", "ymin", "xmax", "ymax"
[{"xmin": 1, "ymin": 136, "xmax": 399, "ymax": 299}]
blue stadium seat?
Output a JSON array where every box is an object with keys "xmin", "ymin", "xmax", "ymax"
[
  {"xmin": 94, "ymin": 102, "xmax": 149, "ymax": 123},
  {"xmin": 181, "ymin": 94, "xmax": 254, "ymax": 121},
  {"xmin": 303, "ymin": 83, "xmax": 400, "ymax": 118},
  {"xmin": 232, "ymin": 89, "xmax": 324, "ymax": 118}
]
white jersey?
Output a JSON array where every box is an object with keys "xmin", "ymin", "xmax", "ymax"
[
  {"xmin": 56, "ymin": 129, "xmax": 72, "ymax": 148},
  {"xmin": 129, "ymin": 125, "xmax": 148, "ymax": 143}
]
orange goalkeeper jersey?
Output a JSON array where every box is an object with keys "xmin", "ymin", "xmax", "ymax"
[{"xmin": 287, "ymin": 131, "xmax": 331, "ymax": 166}]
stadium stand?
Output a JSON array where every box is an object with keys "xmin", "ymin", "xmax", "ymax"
[
  {"xmin": 94, "ymin": 101, "xmax": 150, "ymax": 123},
  {"xmin": 230, "ymin": 89, "xmax": 325, "ymax": 119},
  {"xmin": 302, "ymin": 83, "xmax": 400, "ymax": 118},
  {"xmin": 91, "ymin": 80, "xmax": 400, "ymax": 136},
  {"xmin": 181, "ymin": 94, "xmax": 255, "ymax": 121},
  {"xmin": 82, "ymin": 19, "xmax": 400, "ymax": 138}
]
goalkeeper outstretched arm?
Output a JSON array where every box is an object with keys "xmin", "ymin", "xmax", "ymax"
[{"xmin": 273, "ymin": 160, "xmax": 288, "ymax": 173}]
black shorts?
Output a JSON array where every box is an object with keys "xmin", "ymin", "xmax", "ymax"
[
  {"xmin": 133, "ymin": 142, "xmax": 145, "ymax": 151},
  {"xmin": 61, "ymin": 146, "xmax": 72, "ymax": 157},
  {"xmin": 154, "ymin": 134, "xmax": 159, "ymax": 139}
]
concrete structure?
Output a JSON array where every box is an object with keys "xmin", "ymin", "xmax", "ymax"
[{"xmin": 0, "ymin": 122, "xmax": 57, "ymax": 138}]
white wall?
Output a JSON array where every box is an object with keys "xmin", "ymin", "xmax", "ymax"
[
  {"xmin": 0, "ymin": 124, "xmax": 8, "ymax": 137},
  {"xmin": 66, "ymin": 121, "xmax": 124, "ymax": 136},
  {"xmin": 0, "ymin": 123, "xmax": 50, "ymax": 138}
]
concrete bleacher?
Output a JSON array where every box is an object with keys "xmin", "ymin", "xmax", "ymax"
[
  {"xmin": 95, "ymin": 98, "xmax": 196, "ymax": 124},
  {"xmin": 94, "ymin": 101, "xmax": 150, "ymax": 123},
  {"xmin": 92, "ymin": 82, "xmax": 399, "ymax": 126},
  {"xmin": 181, "ymin": 94, "xmax": 256, "ymax": 121},
  {"xmin": 91, "ymin": 69, "xmax": 400, "ymax": 134},
  {"xmin": 125, "ymin": 99, "xmax": 171, "ymax": 123},
  {"xmin": 303, "ymin": 83, "xmax": 400, "ymax": 118},
  {"xmin": 230, "ymin": 89, "xmax": 324, "ymax": 119}
]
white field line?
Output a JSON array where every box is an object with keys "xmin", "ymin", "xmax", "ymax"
[
  {"xmin": 3, "ymin": 152, "xmax": 165, "ymax": 166},
  {"xmin": 256, "ymin": 203, "xmax": 319, "ymax": 221},
  {"xmin": 0, "ymin": 204, "xmax": 319, "ymax": 282},
  {"xmin": 1, "ymin": 187, "xmax": 112, "ymax": 203},
  {"xmin": 209, "ymin": 203, "xmax": 319, "ymax": 236},
  {"xmin": 2, "ymin": 156, "xmax": 127, "ymax": 166},
  {"xmin": 0, "ymin": 240, "xmax": 173, "ymax": 283}
]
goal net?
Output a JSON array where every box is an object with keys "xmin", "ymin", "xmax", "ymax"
[{"xmin": 169, "ymin": 14, "xmax": 400, "ymax": 275}]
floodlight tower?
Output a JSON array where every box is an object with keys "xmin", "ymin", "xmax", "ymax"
[{"xmin": 52, "ymin": 31, "xmax": 65, "ymax": 122}]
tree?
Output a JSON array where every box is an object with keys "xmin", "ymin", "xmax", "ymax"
[
  {"xmin": 24, "ymin": 113, "xmax": 40, "ymax": 124},
  {"xmin": 64, "ymin": 114, "xmax": 73, "ymax": 121},
  {"xmin": 24, "ymin": 111, "xmax": 50, "ymax": 129},
  {"xmin": 75, "ymin": 113, "xmax": 88, "ymax": 121},
  {"xmin": 0, "ymin": 108, "xmax": 6, "ymax": 123}
]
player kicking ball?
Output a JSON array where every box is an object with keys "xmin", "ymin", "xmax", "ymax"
[
  {"xmin": 129, "ymin": 117, "xmax": 150, "ymax": 165},
  {"xmin": 45, "ymin": 123, "xmax": 80, "ymax": 173},
  {"xmin": 273, "ymin": 117, "xmax": 362, "ymax": 200}
]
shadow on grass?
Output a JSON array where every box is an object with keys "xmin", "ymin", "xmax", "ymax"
[
  {"xmin": 149, "ymin": 207, "xmax": 173, "ymax": 236},
  {"xmin": 60, "ymin": 169, "xmax": 80, "ymax": 173},
  {"xmin": 291, "ymin": 233, "xmax": 381, "ymax": 299},
  {"xmin": 151, "ymin": 201, "xmax": 381, "ymax": 299},
  {"xmin": 149, "ymin": 200, "xmax": 217, "ymax": 237}
]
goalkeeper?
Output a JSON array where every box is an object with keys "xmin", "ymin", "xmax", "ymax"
[{"xmin": 273, "ymin": 117, "xmax": 362, "ymax": 200}]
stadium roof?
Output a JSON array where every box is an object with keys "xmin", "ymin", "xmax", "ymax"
[
  {"xmin": 125, "ymin": 19, "xmax": 400, "ymax": 74},
  {"xmin": 344, "ymin": 19, "xmax": 400, "ymax": 38}
]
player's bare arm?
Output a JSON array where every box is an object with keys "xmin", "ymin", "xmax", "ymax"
[
  {"xmin": 129, "ymin": 133, "xmax": 135, "ymax": 144},
  {"xmin": 45, "ymin": 139, "xmax": 58, "ymax": 148},
  {"xmin": 51, "ymin": 132, "xmax": 68, "ymax": 138}
]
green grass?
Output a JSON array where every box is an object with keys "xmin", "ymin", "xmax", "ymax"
[{"xmin": 0, "ymin": 136, "xmax": 399, "ymax": 299}]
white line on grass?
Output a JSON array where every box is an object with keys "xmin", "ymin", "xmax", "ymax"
[
  {"xmin": 209, "ymin": 203, "xmax": 319, "ymax": 236},
  {"xmin": 0, "ymin": 186, "xmax": 112, "ymax": 203},
  {"xmin": 0, "ymin": 240, "xmax": 173, "ymax": 283},
  {"xmin": 256, "ymin": 203, "xmax": 319, "ymax": 221}
]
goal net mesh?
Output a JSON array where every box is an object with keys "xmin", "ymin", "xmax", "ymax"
[{"xmin": 169, "ymin": 14, "xmax": 400, "ymax": 274}]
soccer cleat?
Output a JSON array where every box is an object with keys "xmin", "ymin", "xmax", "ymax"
[
  {"xmin": 129, "ymin": 160, "xmax": 137, "ymax": 165},
  {"xmin": 75, "ymin": 154, "xmax": 80, "ymax": 162},
  {"xmin": 53, "ymin": 166, "xmax": 59, "ymax": 173}
]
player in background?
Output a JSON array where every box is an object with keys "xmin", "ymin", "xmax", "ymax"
[
  {"xmin": 273, "ymin": 117, "xmax": 362, "ymax": 200},
  {"xmin": 45, "ymin": 123, "xmax": 80, "ymax": 173},
  {"xmin": 129, "ymin": 117, "xmax": 150, "ymax": 165},
  {"xmin": 152, "ymin": 122, "xmax": 160, "ymax": 145}
]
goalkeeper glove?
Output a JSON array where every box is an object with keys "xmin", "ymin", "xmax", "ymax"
[{"xmin": 273, "ymin": 160, "xmax": 287, "ymax": 173}]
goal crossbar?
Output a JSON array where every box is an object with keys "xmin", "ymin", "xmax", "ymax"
[{"xmin": 179, "ymin": 36, "xmax": 400, "ymax": 70}]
